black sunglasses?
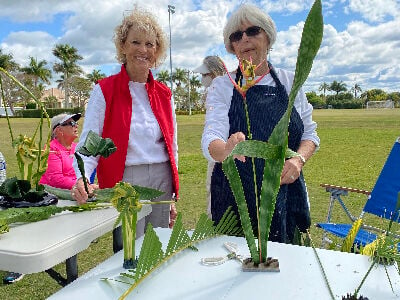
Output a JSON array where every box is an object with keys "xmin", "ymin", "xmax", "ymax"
[
  {"xmin": 60, "ymin": 120, "xmax": 78, "ymax": 127},
  {"xmin": 229, "ymin": 26, "xmax": 263, "ymax": 43}
]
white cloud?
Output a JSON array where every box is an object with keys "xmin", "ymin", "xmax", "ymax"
[
  {"xmin": 1, "ymin": 31, "xmax": 56, "ymax": 67},
  {"xmin": 346, "ymin": 0, "xmax": 400, "ymax": 23}
]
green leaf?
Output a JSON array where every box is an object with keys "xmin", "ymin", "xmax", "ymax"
[
  {"xmin": 222, "ymin": 156, "xmax": 259, "ymax": 263},
  {"xmin": 78, "ymin": 130, "xmax": 117, "ymax": 158},
  {"xmin": 289, "ymin": 0, "xmax": 323, "ymax": 105},
  {"xmin": 0, "ymin": 177, "xmax": 32, "ymax": 199},
  {"xmin": 259, "ymin": 0, "xmax": 323, "ymax": 261},
  {"xmin": 165, "ymin": 213, "xmax": 192, "ymax": 256},
  {"xmin": 222, "ymin": 141, "xmax": 282, "ymax": 263},
  {"xmin": 230, "ymin": 140, "xmax": 282, "ymax": 159},
  {"xmin": 132, "ymin": 185, "xmax": 165, "ymax": 201}
]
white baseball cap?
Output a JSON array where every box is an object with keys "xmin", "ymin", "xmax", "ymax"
[
  {"xmin": 193, "ymin": 63, "xmax": 210, "ymax": 74},
  {"xmin": 51, "ymin": 113, "xmax": 81, "ymax": 131}
]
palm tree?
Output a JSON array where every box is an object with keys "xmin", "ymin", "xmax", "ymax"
[
  {"xmin": 173, "ymin": 68, "xmax": 187, "ymax": 87},
  {"xmin": 20, "ymin": 56, "xmax": 52, "ymax": 87},
  {"xmin": 86, "ymin": 69, "xmax": 106, "ymax": 85},
  {"xmin": 156, "ymin": 70, "xmax": 170, "ymax": 85},
  {"xmin": 0, "ymin": 49, "xmax": 18, "ymax": 71},
  {"xmin": 318, "ymin": 82, "xmax": 329, "ymax": 101},
  {"xmin": 351, "ymin": 83, "xmax": 362, "ymax": 99},
  {"xmin": 329, "ymin": 80, "xmax": 347, "ymax": 99},
  {"xmin": 0, "ymin": 49, "xmax": 19, "ymax": 110},
  {"xmin": 52, "ymin": 44, "xmax": 83, "ymax": 108},
  {"xmin": 56, "ymin": 74, "xmax": 66, "ymax": 90},
  {"xmin": 189, "ymin": 75, "xmax": 201, "ymax": 90}
]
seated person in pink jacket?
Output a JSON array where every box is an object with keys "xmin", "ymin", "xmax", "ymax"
[
  {"xmin": 4, "ymin": 113, "xmax": 83, "ymax": 284},
  {"xmin": 40, "ymin": 113, "xmax": 82, "ymax": 189}
]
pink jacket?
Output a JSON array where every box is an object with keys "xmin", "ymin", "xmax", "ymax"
[{"xmin": 39, "ymin": 139, "xmax": 77, "ymax": 189}]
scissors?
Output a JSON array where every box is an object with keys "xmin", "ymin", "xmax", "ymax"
[{"xmin": 201, "ymin": 242, "xmax": 244, "ymax": 266}]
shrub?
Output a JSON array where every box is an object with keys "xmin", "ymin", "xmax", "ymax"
[
  {"xmin": 25, "ymin": 102, "xmax": 37, "ymax": 109},
  {"xmin": 15, "ymin": 107, "xmax": 84, "ymax": 118}
]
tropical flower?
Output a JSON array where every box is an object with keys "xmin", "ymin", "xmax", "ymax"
[{"xmin": 220, "ymin": 57, "xmax": 270, "ymax": 98}]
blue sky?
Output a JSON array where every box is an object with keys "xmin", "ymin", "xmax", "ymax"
[{"xmin": 1, "ymin": 0, "xmax": 399, "ymax": 93}]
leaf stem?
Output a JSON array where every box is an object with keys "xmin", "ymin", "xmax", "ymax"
[
  {"xmin": 74, "ymin": 152, "xmax": 89, "ymax": 194},
  {"xmin": 354, "ymin": 260, "xmax": 376, "ymax": 297},
  {"xmin": 0, "ymin": 72, "xmax": 14, "ymax": 141},
  {"xmin": 307, "ymin": 230, "xmax": 335, "ymax": 300},
  {"xmin": 243, "ymin": 98, "xmax": 262, "ymax": 262}
]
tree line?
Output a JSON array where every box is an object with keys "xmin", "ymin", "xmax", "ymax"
[
  {"xmin": 1, "ymin": 45, "xmax": 399, "ymax": 113},
  {"xmin": 0, "ymin": 45, "xmax": 107, "ymax": 112},
  {"xmin": 307, "ymin": 81, "xmax": 400, "ymax": 109}
]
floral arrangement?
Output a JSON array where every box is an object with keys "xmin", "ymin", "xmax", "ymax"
[{"xmin": 0, "ymin": 67, "xmax": 52, "ymax": 202}]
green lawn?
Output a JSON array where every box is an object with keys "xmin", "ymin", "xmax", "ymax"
[{"xmin": 0, "ymin": 108, "xmax": 399, "ymax": 299}]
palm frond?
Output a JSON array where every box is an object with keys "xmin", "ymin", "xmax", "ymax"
[
  {"xmin": 166, "ymin": 213, "xmax": 193, "ymax": 255},
  {"xmin": 116, "ymin": 208, "xmax": 240, "ymax": 299}
]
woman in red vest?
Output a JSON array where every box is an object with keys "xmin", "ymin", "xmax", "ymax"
[{"xmin": 71, "ymin": 7, "xmax": 179, "ymax": 236}]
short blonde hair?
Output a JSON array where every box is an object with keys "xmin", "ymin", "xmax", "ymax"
[
  {"xmin": 114, "ymin": 7, "xmax": 168, "ymax": 67},
  {"xmin": 223, "ymin": 4, "xmax": 276, "ymax": 55}
]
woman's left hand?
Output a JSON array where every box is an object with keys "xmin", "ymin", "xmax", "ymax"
[
  {"xmin": 169, "ymin": 202, "xmax": 177, "ymax": 228},
  {"xmin": 280, "ymin": 157, "xmax": 303, "ymax": 185}
]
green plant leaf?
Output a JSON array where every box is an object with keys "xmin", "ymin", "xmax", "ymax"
[
  {"xmin": 78, "ymin": 130, "xmax": 117, "ymax": 158},
  {"xmin": 222, "ymin": 156, "xmax": 259, "ymax": 263},
  {"xmin": 165, "ymin": 213, "xmax": 192, "ymax": 256},
  {"xmin": 214, "ymin": 206, "xmax": 243, "ymax": 236},
  {"xmin": 258, "ymin": 0, "xmax": 323, "ymax": 261},
  {"xmin": 0, "ymin": 177, "xmax": 32, "ymax": 199}
]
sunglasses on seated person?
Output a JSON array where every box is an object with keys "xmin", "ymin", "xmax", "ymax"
[
  {"xmin": 60, "ymin": 120, "xmax": 78, "ymax": 127},
  {"xmin": 229, "ymin": 26, "xmax": 263, "ymax": 43}
]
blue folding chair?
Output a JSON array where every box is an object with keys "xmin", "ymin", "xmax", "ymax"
[{"xmin": 316, "ymin": 137, "xmax": 400, "ymax": 248}]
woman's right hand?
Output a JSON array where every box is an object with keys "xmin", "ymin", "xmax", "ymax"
[
  {"xmin": 225, "ymin": 132, "xmax": 246, "ymax": 162},
  {"xmin": 71, "ymin": 177, "xmax": 97, "ymax": 204}
]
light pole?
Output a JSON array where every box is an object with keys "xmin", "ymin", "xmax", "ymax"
[
  {"xmin": 168, "ymin": 5, "xmax": 175, "ymax": 93},
  {"xmin": 187, "ymin": 70, "xmax": 191, "ymax": 115}
]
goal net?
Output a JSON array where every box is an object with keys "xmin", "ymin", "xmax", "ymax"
[{"xmin": 366, "ymin": 100, "xmax": 394, "ymax": 109}]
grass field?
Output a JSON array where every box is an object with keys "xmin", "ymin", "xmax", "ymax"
[{"xmin": 0, "ymin": 109, "xmax": 399, "ymax": 299}]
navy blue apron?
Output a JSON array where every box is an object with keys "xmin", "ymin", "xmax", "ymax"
[{"xmin": 210, "ymin": 64, "xmax": 310, "ymax": 243}]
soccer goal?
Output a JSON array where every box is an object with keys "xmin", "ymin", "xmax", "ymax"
[{"xmin": 366, "ymin": 100, "xmax": 394, "ymax": 109}]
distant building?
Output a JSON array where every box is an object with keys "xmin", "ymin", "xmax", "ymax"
[{"xmin": 41, "ymin": 88, "xmax": 65, "ymax": 108}]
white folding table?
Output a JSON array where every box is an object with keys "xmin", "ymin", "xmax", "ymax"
[
  {"xmin": 49, "ymin": 228, "xmax": 400, "ymax": 299},
  {"xmin": 0, "ymin": 200, "xmax": 151, "ymax": 285}
]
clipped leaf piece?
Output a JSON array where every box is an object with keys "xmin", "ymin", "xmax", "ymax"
[{"xmin": 78, "ymin": 130, "xmax": 117, "ymax": 158}]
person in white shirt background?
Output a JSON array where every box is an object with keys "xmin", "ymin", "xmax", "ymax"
[{"xmin": 193, "ymin": 56, "xmax": 226, "ymax": 218}]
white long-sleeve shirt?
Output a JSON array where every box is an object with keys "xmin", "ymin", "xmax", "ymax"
[
  {"xmin": 201, "ymin": 67, "xmax": 320, "ymax": 162},
  {"xmin": 73, "ymin": 82, "xmax": 178, "ymax": 180}
]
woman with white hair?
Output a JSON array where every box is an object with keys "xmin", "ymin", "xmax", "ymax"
[{"xmin": 201, "ymin": 4, "xmax": 320, "ymax": 243}]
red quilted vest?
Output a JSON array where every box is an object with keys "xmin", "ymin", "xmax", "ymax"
[{"xmin": 97, "ymin": 65, "xmax": 179, "ymax": 198}]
